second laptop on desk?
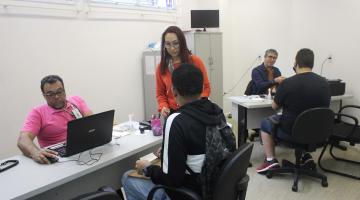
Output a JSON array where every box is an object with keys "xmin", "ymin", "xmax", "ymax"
[{"xmin": 47, "ymin": 110, "xmax": 115, "ymax": 157}]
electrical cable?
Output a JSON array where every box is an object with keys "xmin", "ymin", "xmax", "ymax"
[
  {"xmin": 320, "ymin": 56, "xmax": 332, "ymax": 76},
  {"xmin": 223, "ymin": 55, "xmax": 261, "ymax": 96}
]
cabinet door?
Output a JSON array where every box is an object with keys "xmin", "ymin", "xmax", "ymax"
[
  {"xmin": 143, "ymin": 51, "xmax": 160, "ymax": 120},
  {"xmin": 194, "ymin": 33, "xmax": 223, "ymax": 107},
  {"xmin": 209, "ymin": 33, "xmax": 223, "ymax": 107},
  {"xmin": 194, "ymin": 34, "xmax": 211, "ymax": 75}
]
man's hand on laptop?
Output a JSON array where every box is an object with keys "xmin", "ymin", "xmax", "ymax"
[{"xmin": 32, "ymin": 149, "xmax": 58, "ymax": 164}]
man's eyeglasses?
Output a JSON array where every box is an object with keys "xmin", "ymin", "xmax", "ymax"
[
  {"xmin": 164, "ymin": 41, "xmax": 180, "ymax": 49},
  {"xmin": 43, "ymin": 89, "xmax": 65, "ymax": 98}
]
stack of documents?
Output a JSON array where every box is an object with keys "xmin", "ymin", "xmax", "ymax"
[{"xmin": 231, "ymin": 95, "xmax": 266, "ymax": 103}]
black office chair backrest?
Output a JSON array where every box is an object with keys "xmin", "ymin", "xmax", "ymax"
[
  {"xmin": 71, "ymin": 186, "xmax": 120, "ymax": 200},
  {"xmin": 291, "ymin": 107, "xmax": 334, "ymax": 144},
  {"xmin": 213, "ymin": 143, "xmax": 254, "ymax": 200},
  {"xmin": 244, "ymin": 80, "xmax": 255, "ymax": 95}
]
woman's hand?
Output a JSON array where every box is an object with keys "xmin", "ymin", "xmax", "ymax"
[{"xmin": 160, "ymin": 107, "xmax": 170, "ymax": 118}]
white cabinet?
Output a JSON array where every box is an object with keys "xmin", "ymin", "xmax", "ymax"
[
  {"xmin": 142, "ymin": 50, "xmax": 161, "ymax": 120},
  {"xmin": 185, "ymin": 32, "xmax": 223, "ymax": 107}
]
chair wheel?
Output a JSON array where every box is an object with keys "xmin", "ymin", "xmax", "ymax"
[
  {"xmin": 266, "ymin": 172, "xmax": 273, "ymax": 178},
  {"xmin": 321, "ymin": 180, "xmax": 328, "ymax": 187},
  {"xmin": 292, "ymin": 185, "xmax": 298, "ymax": 192}
]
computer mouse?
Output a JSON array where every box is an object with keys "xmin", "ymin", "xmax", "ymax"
[{"xmin": 45, "ymin": 155, "xmax": 59, "ymax": 164}]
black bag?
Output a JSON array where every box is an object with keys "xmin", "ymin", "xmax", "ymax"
[{"xmin": 186, "ymin": 120, "xmax": 236, "ymax": 200}]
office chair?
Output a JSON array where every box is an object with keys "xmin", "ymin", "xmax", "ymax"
[
  {"xmin": 244, "ymin": 80, "xmax": 254, "ymax": 96},
  {"xmin": 266, "ymin": 108, "xmax": 334, "ymax": 192},
  {"xmin": 71, "ymin": 186, "xmax": 121, "ymax": 200},
  {"xmin": 147, "ymin": 143, "xmax": 254, "ymax": 200},
  {"xmin": 318, "ymin": 105, "xmax": 360, "ymax": 180}
]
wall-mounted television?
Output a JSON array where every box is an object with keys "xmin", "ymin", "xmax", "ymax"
[{"xmin": 191, "ymin": 10, "xmax": 219, "ymax": 31}]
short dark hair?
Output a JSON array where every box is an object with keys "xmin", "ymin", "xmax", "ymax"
[
  {"xmin": 40, "ymin": 75, "xmax": 64, "ymax": 93},
  {"xmin": 172, "ymin": 64, "xmax": 203, "ymax": 97},
  {"xmin": 160, "ymin": 26, "xmax": 192, "ymax": 75},
  {"xmin": 295, "ymin": 48, "xmax": 314, "ymax": 69}
]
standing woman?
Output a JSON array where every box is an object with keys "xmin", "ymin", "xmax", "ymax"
[{"xmin": 156, "ymin": 26, "xmax": 211, "ymax": 118}]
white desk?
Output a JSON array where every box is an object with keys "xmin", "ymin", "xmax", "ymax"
[
  {"xmin": 228, "ymin": 94, "xmax": 353, "ymax": 147},
  {"xmin": 0, "ymin": 130, "xmax": 162, "ymax": 200}
]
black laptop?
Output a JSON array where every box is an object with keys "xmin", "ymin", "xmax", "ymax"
[{"xmin": 48, "ymin": 110, "xmax": 115, "ymax": 157}]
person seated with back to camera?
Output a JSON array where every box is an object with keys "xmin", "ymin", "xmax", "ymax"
[
  {"xmin": 17, "ymin": 75, "xmax": 92, "ymax": 164},
  {"xmin": 256, "ymin": 48, "xmax": 331, "ymax": 174},
  {"xmin": 250, "ymin": 49, "xmax": 286, "ymax": 95},
  {"xmin": 121, "ymin": 63, "xmax": 230, "ymax": 200}
]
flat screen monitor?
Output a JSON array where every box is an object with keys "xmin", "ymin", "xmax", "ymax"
[{"xmin": 191, "ymin": 10, "xmax": 219, "ymax": 31}]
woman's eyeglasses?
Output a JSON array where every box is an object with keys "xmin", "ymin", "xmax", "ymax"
[{"xmin": 164, "ymin": 41, "xmax": 180, "ymax": 49}]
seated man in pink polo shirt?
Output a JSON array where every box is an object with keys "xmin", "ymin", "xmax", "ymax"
[{"xmin": 17, "ymin": 75, "xmax": 93, "ymax": 164}]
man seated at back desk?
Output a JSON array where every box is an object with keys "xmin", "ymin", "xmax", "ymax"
[
  {"xmin": 256, "ymin": 48, "xmax": 331, "ymax": 174},
  {"xmin": 17, "ymin": 75, "xmax": 92, "ymax": 164},
  {"xmin": 250, "ymin": 49, "xmax": 286, "ymax": 95}
]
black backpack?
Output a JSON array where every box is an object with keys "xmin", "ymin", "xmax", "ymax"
[{"xmin": 186, "ymin": 119, "xmax": 236, "ymax": 200}]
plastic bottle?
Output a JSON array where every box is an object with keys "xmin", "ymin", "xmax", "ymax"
[{"xmin": 267, "ymin": 88, "xmax": 272, "ymax": 100}]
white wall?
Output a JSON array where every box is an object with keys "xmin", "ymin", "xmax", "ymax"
[
  {"xmin": 291, "ymin": 0, "xmax": 360, "ymax": 106},
  {"xmin": 2, "ymin": 0, "xmax": 360, "ymax": 158},
  {"xmin": 0, "ymin": 1, "xmax": 198, "ymax": 159},
  {"xmin": 222, "ymin": 0, "xmax": 360, "ymax": 114}
]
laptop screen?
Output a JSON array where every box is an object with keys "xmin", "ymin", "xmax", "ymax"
[{"xmin": 64, "ymin": 110, "xmax": 115, "ymax": 157}]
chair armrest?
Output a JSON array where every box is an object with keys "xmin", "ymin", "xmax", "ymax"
[
  {"xmin": 237, "ymin": 174, "xmax": 250, "ymax": 200},
  {"xmin": 98, "ymin": 186, "xmax": 117, "ymax": 193},
  {"xmin": 147, "ymin": 185, "xmax": 201, "ymax": 200},
  {"xmin": 335, "ymin": 113, "xmax": 359, "ymax": 138},
  {"xmin": 339, "ymin": 105, "xmax": 360, "ymax": 113},
  {"xmin": 237, "ymin": 174, "xmax": 249, "ymax": 191}
]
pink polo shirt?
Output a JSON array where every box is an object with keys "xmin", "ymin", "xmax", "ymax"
[{"xmin": 21, "ymin": 96, "xmax": 90, "ymax": 148}]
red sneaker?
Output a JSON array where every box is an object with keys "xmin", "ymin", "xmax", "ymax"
[{"xmin": 256, "ymin": 159, "xmax": 280, "ymax": 174}]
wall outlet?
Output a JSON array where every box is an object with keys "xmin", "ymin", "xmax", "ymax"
[{"xmin": 328, "ymin": 54, "xmax": 333, "ymax": 63}]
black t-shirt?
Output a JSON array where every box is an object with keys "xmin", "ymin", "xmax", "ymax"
[{"xmin": 274, "ymin": 72, "xmax": 331, "ymax": 133}]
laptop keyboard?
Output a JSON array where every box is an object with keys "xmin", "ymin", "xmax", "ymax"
[{"xmin": 51, "ymin": 145, "xmax": 67, "ymax": 157}]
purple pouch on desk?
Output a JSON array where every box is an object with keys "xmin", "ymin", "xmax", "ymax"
[{"xmin": 151, "ymin": 118, "xmax": 162, "ymax": 136}]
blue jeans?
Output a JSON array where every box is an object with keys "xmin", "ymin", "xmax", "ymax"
[
  {"xmin": 260, "ymin": 114, "xmax": 294, "ymax": 142},
  {"xmin": 121, "ymin": 170, "xmax": 170, "ymax": 200}
]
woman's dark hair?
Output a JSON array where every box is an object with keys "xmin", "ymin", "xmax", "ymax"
[
  {"xmin": 40, "ymin": 75, "xmax": 64, "ymax": 93},
  {"xmin": 160, "ymin": 26, "xmax": 192, "ymax": 74},
  {"xmin": 172, "ymin": 64, "xmax": 203, "ymax": 97}
]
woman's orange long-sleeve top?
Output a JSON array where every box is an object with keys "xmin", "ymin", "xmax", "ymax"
[{"xmin": 155, "ymin": 55, "xmax": 211, "ymax": 112}]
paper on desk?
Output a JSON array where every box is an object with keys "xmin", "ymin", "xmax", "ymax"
[
  {"xmin": 232, "ymin": 95, "xmax": 266, "ymax": 103},
  {"xmin": 140, "ymin": 153, "xmax": 158, "ymax": 163},
  {"xmin": 112, "ymin": 131, "xmax": 131, "ymax": 138},
  {"xmin": 112, "ymin": 122, "xmax": 140, "ymax": 137}
]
